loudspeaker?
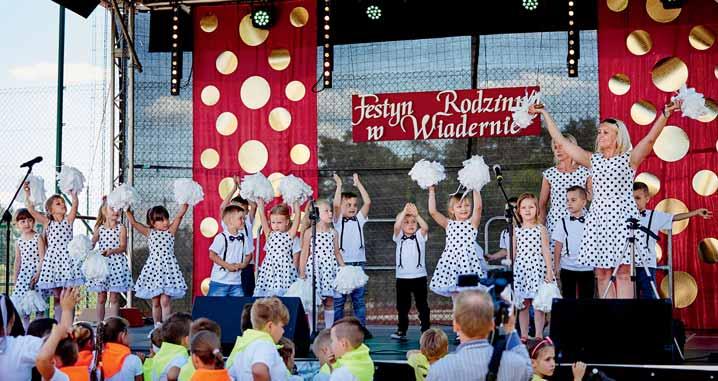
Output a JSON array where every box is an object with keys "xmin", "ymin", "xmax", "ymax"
[
  {"xmin": 192, "ymin": 296, "xmax": 310, "ymax": 357},
  {"xmin": 551, "ymin": 299, "xmax": 674, "ymax": 364},
  {"xmin": 51, "ymin": 0, "xmax": 101, "ymax": 18}
]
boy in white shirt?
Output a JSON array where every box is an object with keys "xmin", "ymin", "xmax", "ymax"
[
  {"xmin": 552, "ymin": 186, "xmax": 594, "ymax": 299},
  {"xmin": 219, "ymin": 176, "xmax": 257, "ymax": 296},
  {"xmin": 209, "ymin": 205, "xmax": 253, "ymax": 296},
  {"xmin": 391, "ymin": 203, "xmax": 430, "ymax": 341}
]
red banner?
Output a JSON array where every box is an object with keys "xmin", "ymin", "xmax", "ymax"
[{"xmin": 351, "ymin": 86, "xmax": 541, "ymax": 142}]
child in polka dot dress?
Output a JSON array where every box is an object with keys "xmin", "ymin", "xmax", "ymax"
[
  {"xmin": 427, "ymin": 186, "xmax": 484, "ymax": 297},
  {"xmin": 127, "ymin": 203, "xmax": 189, "ymax": 324},
  {"xmin": 254, "ymin": 198, "xmax": 301, "ymax": 297},
  {"xmin": 514, "ymin": 193, "xmax": 555, "ymax": 340},
  {"xmin": 23, "ymin": 182, "xmax": 83, "ymax": 319},
  {"xmin": 299, "ymin": 200, "xmax": 345, "ymax": 328},
  {"xmin": 87, "ymin": 198, "xmax": 132, "ymax": 321},
  {"xmin": 10, "ymin": 208, "xmax": 46, "ymax": 327}
]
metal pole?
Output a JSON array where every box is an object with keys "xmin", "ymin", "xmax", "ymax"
[
  {"xmin": 126, "ymin": 1, "xmax": 136, "ymax": 308},
  {"xmin": 668, "ymin": 228, "xmax": 674, "ymax": 307},
  {"xmin": 109, "ymin": 11, "xmax": 116, "ymax": 191},
  {"xmin": 56, "ymin": 6, "xmax": 66, "ymax": 192},
  {"xmin": 466, "ymin": 33, "xmax": 480, "ymax": 160}
]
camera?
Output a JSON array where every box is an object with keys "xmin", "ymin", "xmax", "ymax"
[{"xmin": 457, "ymin": 272, "xmax": 514, "ymax": 327}]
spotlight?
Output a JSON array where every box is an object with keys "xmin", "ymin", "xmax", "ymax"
[
  {"xmin": 566, "ymin": 0, "xmax": 579, "ymax": 77},
  {"xmin": 322, "ymin": 0, "xmax": 333, "ymax": 88},
  {"xmin": 170, "ymin": 1, "xmax": 182, "ymax": 95},
  {"xmin": 366, "ymin": 4, "xmax": 382, "ymax": 20},
  {"xmin": 251, "ymin": 1, "xmax": 275, "ymax": 29},
  {"xmin": 660, "ymin": 0, "xmax": 686, "ymax": 9},
  {"xmin": 522, "ymin": 0, "xmax": 539, "ymax": 11}
]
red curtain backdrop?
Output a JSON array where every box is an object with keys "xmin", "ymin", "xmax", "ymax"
[
  {"xmin": 598, "ymin": 1, "xmax": 718, "ymax": 328},
  {"xmin": 192, "ymin": 0, "xmax": 318, "ymax": 296}
]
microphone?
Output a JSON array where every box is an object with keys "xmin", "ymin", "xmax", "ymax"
[
  {"xmin": 20, "ymin": 156, "xmax": 43, "ymax": 168},
  {"xmin": 493, "ymin": 165, "xmax": 503, "ymax": 182}
]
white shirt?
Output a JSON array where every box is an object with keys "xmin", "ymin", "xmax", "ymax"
[
  {"xmin": 394, "ymin": 230, "xmax": 428, "ymax": 279},
  {"xmin": 0, "ymin": 335, "xmax": 43, "ymax": 381},
  {"xmin": 334, "ymin": 212, "xmax": 368, "ymax": 263},
  {"xmin": 639, "ymin": 209, "xmax": 673, "ymax": 268},
  {"xmin": 222, "ymin": 216, "xmax": 255, "ymax": 259},
  {"xmin": 210, "ymin": 231, "xmax": 252, "ymax": 285},
  {"xmin": 551, "ymin": 215, "xmax": 593, "ymax": 272},
  {"xmin": 499, "ymin": 229, "xmax": 509, "ymax": 250},
  {"xmin": 106, "ymin": 354, "xmax": 144, "ymax": 381},
  {"xmin": 231, "ymin": 340, "xmax": 287, "ymax": 381},
  {"xmin": 50, "ymin": 368, "xmax": 70, "ymax": 381},
  {"xmin": 293, "ymin": 237, "xmax": 302, "ymax": 254},
  {"xmin": 157, "ymin": 355, "xmax": 188, "ymax": 381},
  {"xmin": 329, "ymin": 367, "xmax": 357, "ymax": 381}
]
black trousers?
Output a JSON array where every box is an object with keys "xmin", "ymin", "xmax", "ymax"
[
  {"xmin": 396, "ymin": 276, "xmax": 431, "ymax": 333},
  {"xmin": 241, "ymin": 264, "xmax": 256, "ymax": 297},
  {"xmin": 560, "ymin": 269, "xmax": 595, "ymax": 299}
]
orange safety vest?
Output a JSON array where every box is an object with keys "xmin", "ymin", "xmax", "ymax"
[
  {"xmin": 189, "ymin": 369, "xmax": 232, "ymax": 381},
  {"xmin": 101, "ymin": 342, "xmax": 132, "ymax": 379},
  {"xmin": 75, "ymin": 350, "xmax": 94, "ymax": 367},
  {"xmin": 60, "ymin": 366, "xmax": 90, "ymax": 381}
]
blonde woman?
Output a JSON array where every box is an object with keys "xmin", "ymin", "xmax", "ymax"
[{"xmin": 530, "ymin": 101, "xmax": 681, "ymax": 299}]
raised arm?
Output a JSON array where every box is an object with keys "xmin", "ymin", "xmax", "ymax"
[
  {"xmin": 36, "ymin": 288, "xmax": 79, "ymax": 379},
  {"xmin": 531, "ymin": 105, "xmax": 592, "ymax": 168},
  {"xmin": 257, "ymin": 198, "xmax": 271, "ymax": 240},
  {"xmin": 630, "ymin": 101, "xmax": 680, "ymax": 168},
  {"xmin": 353, "ymin": 173, "xmax": 372, "ymax": 218},
  {"xmin": 23, "ymin": 182, "xmax": 49, "ymax": 226},
  {"xmin": 541, "ymin": 226, "xmax": 555, "ymax": 283},
  {"xmin": 247, "ymin": 201, "xmax": 257, "ymax": 225},
  {"xmin": 219, "ymin": 176, "xmax": 240, "ymax": 218},
  {"xmin": 414, "ymin": 205, "xmax": 430, "ymax": 236},
  {"xmin": 332, "ymin": 174, "xmax": 343, "ymax": 219},
  {"xmin": 169, "ymin": 203, "xmax": 189, "ymax": 235},
  {"xmin": 67, "ymin": 191, "xmax": 79, "ymax": 225},
  {"xmin": 125, "ymin": 209, "xmax": 150, "ymax": 237},
  {"xmin": 428, "ymin": 186, "xmax": 448, "ymax": 228},
  {"xmin": 288, "ymin": 202, "xmax": 302, "ymax": 237},
  {"xmin": 470, "ymin": 190, "xmax": 483, "ymax": 229},
  {"xmin": 674, "ymin": 208, "xmax": 712, "ymax": 221},
  {"xmin": 538, "ymin": 178, "xmax": 551, "ymax": 225},
  {"xmin": 394, "ymin": 204, "xmax": 408, "ymax": 236}
]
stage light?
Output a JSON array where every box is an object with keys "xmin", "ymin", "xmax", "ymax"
[
  {"xmin": 660, "ymin": 0, "xmax": 686, "ymax": 9},
  {"xmin": 366, "ymin": 4, "xmax": 382, "ymax": 20},
  {"xmin": 566, "ymin": 0, "xmax": 579, "ymax": 77},
  {"xmin": 322, "ymin": 0, "xmax": 333, "ymax": 88},
  {"xmin": 170, "ymin": 1, "xmax": 182, "ymax": 95},
  {"xmin": 251, "ymin": 1, "xmax": 275, "ymax": 29},
  {"xmin": 522, "ymin": 0, "xmax": 539, "ymax": 11}
]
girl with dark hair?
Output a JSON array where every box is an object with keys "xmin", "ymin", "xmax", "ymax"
[
  {"xmin": 189, "ymin": 331, "xmax": 230, "ymax": 381},
  {"xmin": 91, "ymin": 317, "xmax": 143, "ymax": 381}
]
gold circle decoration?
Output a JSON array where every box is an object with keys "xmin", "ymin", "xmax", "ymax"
[
  {"xmin": 653, "ymin": 126, "xmax": 689, "ymax": 162},
  {"xmin": 651, "ymin": 57, "xmax": 688, "ymax": 92},
  {"xmin": 630, "ymin": 99, "xmax": 657, "ymax": 125},
  {"xmin": 635, "ymin": 172, "xmax": 661, "ymax": 196},
  {"xmin": 290, "ymin": 144, "xmax": 311, "ymax": 165},
  {"xmin": 218, "ymin": 177, "xmax": 238, "ymax": 199},
  {"xmin": 268, "ymin": 49, "xmax": 291, "ymax": 71},
  {"xmin": 216, "ymin": 112, "xmax": 238, "ymax": 136},
  {"xmin": 240, "ymin": 76, "xmax": 271, "ymax": 110},
  {"xmin": 216, "ymin": 51, "xmax": 238, "ymax": 75},
  {"xmin": 200, "ymin": 148, "xmax": 220, "ymax": 169},
  {"xmin": 238, "ymin": 140, "xmax": 269, "ymax": 173},
  {"xmin": 697, "ymin": 98, "xmax": 718, "ymax": 123},
  {"xmin": 285, "ymin": 81, "xmax": 306, "ymax": 102},
  {"xmin": 268, "ymin": 172, "xmax": 285, "ymax": 197},
  {"xmin": 646, "ymin": 0, "xmax": 681, "ymax": 23},
  {"xmin": 239, "ymin": 14, "xmax": 269, "ymax": 46},
  {"xmin": 655, "ymin": 198, "xmax": 690, "ymax": 234},
  {"xmin": 689, "ymin": 25, "xmax": 715, "ymax": 50},
  {"xmin": 200, "ymin": 217, "xmax": 219, "ymax": 238},
  {"xmin": 656, "ymin": 243, "xmax": 663, "ymax": 263},
  {"xmin": 699, "ymin": 238, "xmax": 718, "ymax": 264},
  {"xmin": 692, "ymin": 170, "xmax": 718, "ymax": 196},
  {"xmin": 290, "ymin": 6, "xmax": 309, "ymax": 27},
  {"xmin": 608, "ymin": 73, "xmax": 631, "ymax": 95},
  {"xmin": 660, "ymin": 271, "xmax": 697, "ymax": 309},
  {"xmin": 200, "ymin": 14, "xmax": 218, "ymax": 33},
  {"xmin": 715, "ymin": 65, "xmax": 718, "ymax": 80},
  {"xmin": 607, "ymin": 0, "xmax": 628, "ymax": 12},
  {"xmin": 200, "ymin": 277, "xmax": 211, "ymax": 296},
  {"xmin": 626, "ymin": 30, "xmax": 652, "ymax": 56},
  {"xmin": 269, "ymin": 107, "xmax": 292, "ymax": 132},
  {"xmin": 200, "ymin": 85, "xmax": 220, "ymax": 106}
]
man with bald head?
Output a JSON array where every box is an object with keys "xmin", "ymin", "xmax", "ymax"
[{"xmin": 426, "ymin": 290, "xmax": 532, "ymax": 381}]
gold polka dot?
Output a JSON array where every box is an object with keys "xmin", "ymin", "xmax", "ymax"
[
  {"xmin": 608, "ymin": 73, "xmax": 630, "ymax": 95},
  {"xmin": 216, "ymin": 112, "xmax": 238, "ymax": 136},
  {"xmin": 655, "ymin": 198, "xmax": 690, "ymax": 234},
  {"xmin": 653, "ymin": 125, "xmax": 689, "ymax": 162},
  {"xmin": 290, "ymin": 144, "xmax": 311, "ymax": 165},
  {"xmin": 660, "ymin": 271, "xmax": 697, "ymax": 309},
  {"xmin": 607, "ymin": 0, "xmax": 628, "ymax": 12},
  {"xmin": 697, "ymin": 98, "xmax": 717, "ymax": 123},
  {"xmin": 240, "ymin": 76, "xmax": 271, "ymax": 110},
  {"xmin": 200, "ymin": 277, "xmax": 211, "ymax": 295},
  {"xmin": 201, "ymin": 85, "xmax": 220, "ymax": 106},
  {"xmin": 651, "ymin": 57, "xmax": 688, "ymax": 92},
  {"xmin": 268, "ymin": 172, "xmax": 285, "ymax": 197},
  {"xmin": 656, "ymin": 243, "xmax": 663, "ymax": 263},
  {"xmin": 285, "ymin": 81, "xmax": 306, "ymax": 102},
  {"xmin": 699, "ymin": 238, "xmax": 718, "ymax": 264},
  {"xmin": 238, "ymin": 140, "xmax": 269, "ymax": 173},
  {"xmin": 689, "ymin": 25, "xmax": 715, "ymax": 50},
  {"xmin": 692, "ymin": 170, "xmax": 718, "ymax": 196},
  {"xmin": 630, "ymin": 99, "xmax": 657, "ymax": 125},
  {"xmin": 216, "ymin": 51, "xmax": 238, "ymax": 75},
  {"xmin": 200, "ymin": 148, "xmax": 220, "ymax": 169},
  {"xmin": 200, "ymin": 217, "xmax": 219, "ymax": 238},
  {"xmin": 200, "ymin": 14, "xmax": 218, "ymax": 33},
  {"xmin": 715, "ymin": 65, "xmax": 718, "ymax": 80},
  {"xmin": 218, "ymin": 177, "xmax": 238, "ymax": 199},
  {"xmin": 635, "ymin": 172, "xmax": 660, "ymax": 196},
  {"xmin": 646, "ymin": 0, "xmax": 681, "ymax": 23},
  {"xmin": 239, "ymin": 14, "xmax": 269, "ymax": 46},
  {"xmin": 268, "ymin": 49, "xmax": 291, "ymax": 71},
  {"xmin": 290, "ymin": 6, "xmax": 309, "ymax": 27},
  {"xmin": 626, "ymin": 30, "xmax": 652, "ymax": 56},
  {"xmin": 269, "ymin": 107, "xmax": 292, "ymax": 132}
]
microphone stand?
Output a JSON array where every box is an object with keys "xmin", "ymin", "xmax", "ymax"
[
  {"xmin": 308, "ymin": 198, "xmax": 320, "ymax": 337},
  {"xmin": 496, "ymin": 176, "xmax": 519, "ymax": 272},
  {"xmin": 3, "ymin": 164, "xmax": 36, "ymax": 294}
]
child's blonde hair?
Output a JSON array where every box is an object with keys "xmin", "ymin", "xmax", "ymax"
[
  {"xmin": 95, "ymin": 197, "xmax": 108, "ymax": 229},
  {"xmin": 517, "ymin": 193, "xmax": 539, "ymax": 225},
  {"xmin": 270, "ymin": 204, "xmax": 291, "ymax": 218},
  {"xmin": 419, "ymin": 328, "xmax": 449, "ymax": 363},
  {"xmin": 446, "ymin": 194, "xmax": 470, "ymax": 220},
  {"xmin": 251, "ymin": 297, "xmax": 290, "ymax": 330}
]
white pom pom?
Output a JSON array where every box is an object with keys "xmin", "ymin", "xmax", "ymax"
[
  {"xmin": 19, "ymin": 175, "xmax": 46, "ymax": 207},
  {"xmin": 510, "ymin": 90, "xmax": 541, "ymax": 129},
  {"xmin": 68, "ymin": 235, "xmax": 93, "ymax": 262},
  {"xmin": 278, "ymin": 175, "xmax": 313, "ymax": 205},
  {"xmin": 82, "ymin": 250, "xmax": 110, "ymax": 282},
  {"xmin": 408, "ymin": 159, "xmax": 446, "ymax": 189},
  {"xmin": 672, "ymin": 85, "xmax": 710, "ymax": 120},
  {"xmin": 499, "ymin": 284, "xmax": 513, "ymax": 303},
  {"xmin": 286, "ymin": 278, "xmax": 320, "ymax": 312},
  {"xmin": 333, "ymin": 266, "xmax": 369, "ymax": 294},
  {"xmin": 173, "ymin": 178, "xmax": 204, "ymax": 206},
  {"xmin": 532, "ymin": 282, "xmax": 562, "ymax": 312},
  {"xmin": 239, "ymin": 173, "xmax": 274, "ymax": 202},
  {"xmin": 13, "ymin": 290, "xmax": 47, "ymax": 316},
  {"xmin": 107, "ymin": 184, "xmax": 142, "ymax": 211},
  {"xmin": 58, "ymin": 165, "xmax": 86, "ymax": 195},
  {"xmin": 500, "ymin": 258, "xmax": 512, "ymax": 267},
  {"xmin": 457, "ymin": 155, "xmax": 491, "ymax": 192}
]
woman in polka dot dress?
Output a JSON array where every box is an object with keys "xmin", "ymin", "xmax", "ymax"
[
  {"xmin": 513, "ymin": 193, "xmax": 554, "ymax": 340},
  {"xmin": 10, "ymin": 208, "xmax": 46, "ymax": 327},
  {"xmin": 427, "ymin": 185, "xmax": 484, "ymax": 297},
  {"xmin": 87, "ymin": 198, "xmax": 132, "ymax": 322},
  {"xmin": 254, "ymin": 198, "xmax": 301, "ymax": 297},
  {"xmin": 23, "ymin": 182, "xmax": 82, "ymax": 319},
  {"xmin": 299, "ymin": 200, "xmax": 346, "ymax": 328},
  {"xmin": 532, "ymin": 101, "xmax": 681, "ymax": 298},
  {"xmin": 127, "ymin": 203, "xmax": 189, "ymax": 324}
]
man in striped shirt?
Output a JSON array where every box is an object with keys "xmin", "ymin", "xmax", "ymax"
[{"xmin": 427, "ymin": 291, "xmax": 532, "ymax": 381}]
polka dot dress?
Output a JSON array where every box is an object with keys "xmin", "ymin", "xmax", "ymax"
[
  {"xmin": 430, "ymin": 219, "xmax": 484, "ymax": 297},
  {"xmin": 37, "ymin": 219, "xmax": 83, "ymax": 290},
  {"xmin": 543, "ymin": 166, "xmax": 590, "ymax": 250},
  {"xmin": 87, "ymin": 225, "xmax": 133, "ymax": 293},
  {"xmin": 514, "ymin": 225, "xmax": 546, "ymax": 300},
  {"xmin": 579, "ymin": 152, "xmax": 649, "ymax": 268},
  {"xmin": 306, "ymin": 231, "xmax": 339, "ymax": 297},
  {"xmin": 11, "ymin": 233, "xmax": 43, "ymax": 307},
  {"xmin": 254, "ymin": 231, "xmax": 298, "ymax": 297},
  {"xmin": 134, "ymin": 229, "xmax": 187, "ymax": 299}
]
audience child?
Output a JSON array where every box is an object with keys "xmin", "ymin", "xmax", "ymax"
[
  {"xmin": 329, "ymin": 317, "xmax": 375, "ymax": 381},
  {"xmin": 72, "ymin": 322, "xmax": 96, "ymax": 367},
  {"xmin": 311, "ymin": 329, "xmax": 334, "ymax": 381},
  {"xmin": 278, "ymin": 337, "xmax": 300, "ymax": 378},
  {"xmin": 150, "ymin": 312, "xmax": 192, "ymax": 381},
  {"xmin": 527, "ymin": 337, "xmax": 586, "ymax": 381},
  {"xmin": 189, "ymin": 330, "xmax": 231, "ymax": 381},
  {"xmin": 406, "ymin": 328, "xmax": 449, "ymax": 381},
  {"xmin": 179, "ymin": 318, "xmax": 222, "ymax": 381},
  {"xmin": 93, "ymin": 316, "xmax": 144, "ymax": 381},
  {"xmin": 143, "ymin": 328, "xmax": 165, "ymax": 381}
]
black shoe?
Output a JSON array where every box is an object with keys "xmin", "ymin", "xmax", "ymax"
[{"xmin": 390, "ymin": 331, "xmax": 407, "ymax": 340}]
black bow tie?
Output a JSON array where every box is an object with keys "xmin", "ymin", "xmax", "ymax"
[
  {"xmin": 342, "ymin": 216, "xmax": 358, "ymax": 223},
  {"xmin": 570, "ymin": 216, "xmax": 585, "ymax": 223},
  {"xmin": 399, "ymin": 234, "xmax": 422, "ymax": 269},
  {"xmin": 228, "ymin": 234, "xmax": 244, "ymax": 242},
  {"xmin": 401, "ymin": 234, "xmax": 416, "ymax": 241},
  {"xmin": 640, "ymin": 210, "xmax": 647, "ymax": 217}
]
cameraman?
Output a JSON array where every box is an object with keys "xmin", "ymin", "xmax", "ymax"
[{"xmin": 426, "ymin": 290, "xmax": 532, "ymax": 381}]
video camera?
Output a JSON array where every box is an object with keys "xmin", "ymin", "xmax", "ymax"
[{"xmin": 457, "ymin": 272, "xmax": 514, "ymax": 328}]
